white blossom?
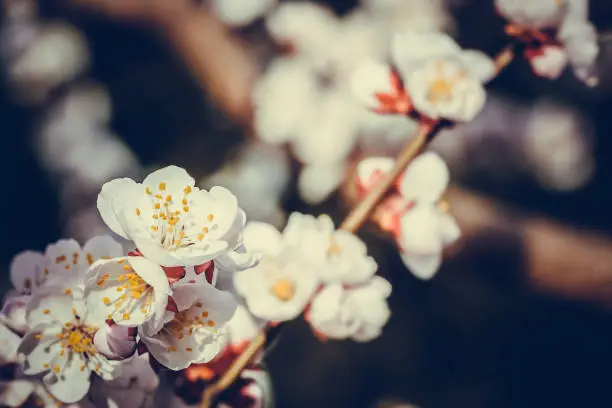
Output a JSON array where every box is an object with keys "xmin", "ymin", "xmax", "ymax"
[
  {"xmin": 84, "ymin": 256, "xmax": 171, "ymax": 328},
  {"xmin": 9, "ymin": 23, "xmax": 89, "ymax": 104},
  {"xmin": 18, "ymin": 291, "xmax": 121, "ymax": 403},
  {"xmin": 308, "ymin": 276, "xmax": 391, "ymax": 342},
  {"xmin": 283, "ymin": 213, "xmax": 378, "ymax": 285},
  {"xmin": 353, "ymin": 31, "xmax": 494, "ymax": 122},
  {"xmin": 496, "ymin": 0, "xmax": 598, "ymax": 85},
  {"xmin": 233, "ymin": 237, "xmax": 319, "ymax": 322},
  {"xmin": 139, "ymin": 283, "xmax": 237, "ymax": 371},
  {"xmin": 97, "ymin": 165, "xmax": 256, "ymax": 269},
  {"xmin": 2, "ymin": 236, "xmax": 122, "ymax": 333},
  {"xmin": 357, "ymin": 153, "xmax": 459, "ymax": 279}
]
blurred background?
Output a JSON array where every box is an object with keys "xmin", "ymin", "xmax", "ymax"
[{"xmin": 3, "ymin": 0, "xmax": 612, "ymax": 407}]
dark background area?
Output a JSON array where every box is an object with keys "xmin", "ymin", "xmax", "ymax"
[{"xmin": 3, "ymin": 1, "xmax": 612, "ymax": 407}]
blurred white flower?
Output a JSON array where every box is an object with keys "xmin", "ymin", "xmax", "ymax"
[
  {"xmin": 308, "ymin": 276, "xmax": 391, "ymax": 342},
  {"xmin": 18, "ymin": 291, "xmax": 121, "ymax": 403},
  {"xmin": 97, "ymin": 166, "xmax": 256, "ymax": 269},
  {"xmin": 253, "ymin": 56, "xmax": 320, "ymax": 145},
  {"xmin": 266, "ymin": 2, "xmax": 340, "ymax": 68},
  {"xmin": 209, "ymin": 0, "xmax": 276, "ymax": 27},
  {"xmin": 353, "ymin": 31, "xmax": 494, "ymax": 122},
  {"xmin": 283, "ymin": 213, "xmax": 378, "ymax": 285},
  {"xmin": 9, "ymin": 23, "xmax": 89, "ymax": 104},
  {"xmin": 496, "ymin": 0, "xmax": 598, "ymax": 85},
  {"xmin": 357, "ymin": 153, "xmax": 459, "ymax": 279},
  {"xmin": 200, "ymin": 142, "xmax": 290, "ymax": 228},
  {"xmin": 360, "ymin": 0, "xmax": 452, "ymax": 33},
  {"xmin": 524, "ymin": 101, "xmax": 594, "ymax": 191},
  {"xmin": 298, "ymin": 161, "xmax": 346, "ymax": 205},
  {"xmin": 139, "ymin": 283, "xmax": 237, "ymax": 371}
]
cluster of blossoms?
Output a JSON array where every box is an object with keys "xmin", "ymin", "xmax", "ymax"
[
  {"xmin": 234, "ymin": 214, "xmax": 390, "ymax": 342},
  {"xmin": 495, "ymin": 0, "xmax": 598, "ymax": 85},
  {"xmin": 0, "ymin": 165, "xmax": 390, "ymax": 406},
  {"xmin": 357, "ymin": 153, "xmax": 459, "ymax": 280}
]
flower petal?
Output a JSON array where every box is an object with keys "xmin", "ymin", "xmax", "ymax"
[
  {"xmin": 142, "ymin": 165, "xmax": 195, "ymax": 195},
  {"xmin": 399, "ymin": 152, "xmax": 449, "ymax": 203},
  {"xmin": 400, "ymin": 252, "xmax": 442, "ymax": 280},
  {"xmin": 42, "ymin": 355, "xmax": 91, "ymax": 403},
  {"xmin": 0, "ymin": 295, "xmax": 29, "ymax": 334},
  {"xmin": 242, "ymin": 222, "xmax": 284, "ymax": 256},
  {"xmin": 10, "ymin": 251, "xmax": 47, "ymax": 294},
  {"xmin": 392, "ymin": 31, "xmax": 461, "ymax": 78},
  {"xmin": 460, "ymin": 50, "xmax": 496, "ymax": 83},
  {"xmin": 0, "ymin": 322, "xmax": 21, "ymax": 363},
  {"xmin": 297, "ymin": 162, "xmax": 346, "ymax": 205},
  {"xmin": 0, "ymin": 380, "xmax": 35, "ymax": 407},
  {"xmin": 82, "ymin": 235, "xmax": 124, "ymax": 266},
  {"xmin": 351, "ymin": 60, "xmax": 394, "ymax": 109},
  {"xmin": 97, "ymin": 178, "xmax": 144, "ymax": 239},
  {"xmin": 356, "ymin": 157, "xmax": 395, "ymax": 193}
]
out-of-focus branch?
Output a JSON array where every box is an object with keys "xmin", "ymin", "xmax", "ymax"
[
  {"xmin": 447, "ymin": 187, "xmax": 612, "ymax": 307},
  {"xmin": 69, "ymin": 0, "xmax": 257, "ymax": 124}
]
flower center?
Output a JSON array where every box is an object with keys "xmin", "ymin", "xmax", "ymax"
[
  {"xmin": 164, "ymin": 303, "xmax": 217, "ymax": 349},
  {"xmin": 270, "ymin": 279, "xmax": 296, "ymax": 302},
  {"xmin": 425, "ymin": 60, "xmax": 466, "ymax": 105},
  {"xmin": 58, "ymin": 324, "xmax": 97, "ymax": 355}
]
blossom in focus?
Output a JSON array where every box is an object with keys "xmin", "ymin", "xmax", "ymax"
[
  {"xmin": 308, "ymin": 276, "xmax": 391, "ymax": 342},
  {"xmin": 18, "ymin": 291, "xmax": 121, "ymax": 403},
  {"xmin": 1, "ymin": 236, "xmax": 122, "ymax": 334},
  {"xmin": 84, "ymin": 256, "xmax": 171, "ymax": 328},
  {"xmin": 357, "ymin": 153, "xmax": 460, "ymax": 279},
  {"xmin": 234, "ymin": 221, "xmax": 319, "ymax": 322},
  {"xmin": 97, "ymin": 165, "xmax": 256, "ymax": 270},
  {"xmin": 496, "ymin": 0, "xmax": 598, "ymax": 85},
  {"xmin": 176, "ymin": 305, "xmax": 271, "ymax": 408},
  {"xmin": 352, "ymin": 31, "xmax": 495, "ymax": 122},
  {"xmin": 139, "ymin": 282, "xmax": 237, "ymax": 371}
]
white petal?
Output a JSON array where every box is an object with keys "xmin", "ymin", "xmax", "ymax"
[
  {"xmin": 10, "ymin": 251, "xmax": 47, "ymax": 294},
  {"xmin": 460, "ymin": 50, "xmax": 496, "ymax": 83},
  {"xmin": 297, "ymin": 162, "xmax": 346, "ymax": 205},
  {"xmin": 82, "ymin": 236, "xmax": 123, "ymax": 266},
  {"xmin": 0, "ymin": 323, "xmax": 21, "ymax": 363},
  {"xmin": 399, "ymin": 152, "xmax": 449, "ymax": 203},
  {"xmin": 0, "ymin": 295, "xmax": 29, "ymax": 334},
  {"xmin": 439, "ymin": 212, "xmax": 461, "ymax": 245},
  {"xmin": 19, "ymin": 327, "xmax": 62, "ymax": 375},
  {"xmin": 97, "ymin": 178, "xmax": 144, "ymax": 239},
  {"xmin": 529, "ymin": 46, "xmax": 568, "ymax": 79},
  {"xmin": 26, "ymin": 293, "xmax": 75, "ymax": 328},
  {"xmin": 351, "ymin": 60, "xmax": 394, "ymax": 109},
  {"xmin": 399, "ymin": 206, "xmax": 444, "ymax": 255},
  {"xmin": 356, "ymin": 157, "xmax": 394, "ymax": 192},
  {"xmin": 242, "ymin": 222, "xmax": 284, "ymax": 256},
  {"xmin": 45, "ymin": 238, "xmax": 85, "ymax": 276},
  {"xmin": 93, "ymin": 324, "xmax": 137, "ymax": 360},
  {"xmin": 43, "ymin": 355, "xmax": 91, "ymax": 403},
  {"xmin": 142, "ymin": 165, "xmax": 195, "ymax": 192},
  {"xmin": 400, "ymin": 252, "xmax": 442, "ymax": 280},
  {"xmin": 392, "ymin": 31, "xmax": 461, "ymax": 78}
]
